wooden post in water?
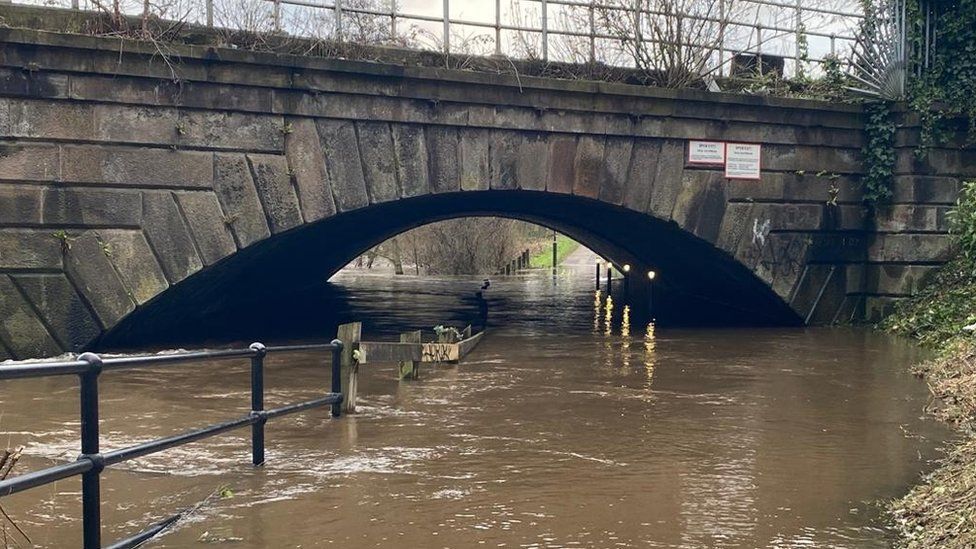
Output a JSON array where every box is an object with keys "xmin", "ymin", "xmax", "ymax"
[
  {"xmin": 337, "ymin": 322, "xmax": 362, "ymax": 413},
  {"xmin": 398, "ymin": 330, "xmax": 422, "ymax": 380}
]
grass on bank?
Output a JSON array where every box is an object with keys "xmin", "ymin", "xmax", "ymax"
[
  {"xmin": 882, "ymin": 181, "xmax": 976, "ymax": 548},
  {"xmin": 529, "ymin": 235, "xmax": 580, "ymax": 269}
]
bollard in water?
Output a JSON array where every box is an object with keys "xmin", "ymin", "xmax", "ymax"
[
  {"xmin": 249, "ymin": 342, "xmax": 267, "ymax": 466},
  {"xmin": 595, "ymin": 262, "xmax": 601, "ymax": 290},
  {"xmin": 330, "ymin": 339, "xmax": 343, "ymax": 417}
]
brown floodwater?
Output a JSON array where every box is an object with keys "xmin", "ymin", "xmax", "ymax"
[{"xmin": 0, "ymin": 269, "xmax": 952, "ymax": 548}]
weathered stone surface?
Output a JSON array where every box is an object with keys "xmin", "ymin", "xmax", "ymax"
[
  {"xmin": 213, "ymin": 153, "xmax": 272, "ymax": 248},
  {"xmin": 546, "ymin": 136, "xmax": 577, "ymax": 194},
  {"xmin": 174, "ymin": 192, "xmax": 237, "ymax": 266},
  {"xmin": 0, "ymin": 275, "xmax": 62, "ymax": 359},
  {"xmin": 0, "ymin": 143, "xmax": 59, "ymax": 182},
  {"xmin": 490, "ymin": 130, "xmax": 520, "ymax": 190},
  {"xmin": 98, "ymin": 229, "xmax": 169, "ymax": 305},
  {"xmin": 598, "ymin": 137, "xmax": 633, "ymax": 206},
  {"xmin": 0, "ymin": 185, "xmax": 142, "ymax": 227},
  {"xmin": 316, "ymin": 119, "xmax": 369, "ymax": 211},
  {"xmin": 874, "ymin": 204, "xmax": 950, "ymax": 233},
  {"xmin": 12, "ymin": 273, "xmax": 100, "ymax": 351},
  {"xmin": 890, "ymin": 175, "xmax": 959, "ymax": 205},
  {"xmin": 622, "ymin": 139, "xmax": 660, "ymax": 213},
  {"xmin": 142, "ymin": 191, "xmax": 204, "ymax": 283},
  {"xmin": 671, "ymin": 170, "xmax": 727, "ymax": 244},
  {"xmin": 515, "ymin": 133, "xmax": 548, "ymax": 192},
  {"xmin": 715, "ymin": 202, "xmax": 754, "ymax": 255},
  {"xmin": 64, "ymin": 231, "xmax": 135, "ymax": 329},
  {"xmin": 357, "ymin": 122, "xmax": 399, "ymax": 203},
  {"xmin": 859, "ymin": 264, "xmax": 937, "ymax": 296},
  {"xmin": 92, "ymin": 104, "xmax": 176, "ymax": 146},
  {"xmin": 247, "ymin": 154, "xmax": 303, "ymax": 233},
  {"xmin": 393, "ymin": 124, "xmax": 430, "ymax": 198},
  {"xmin": 573, "ymin": 136, "xmax": 605, "ymax": 199},
  {"xmin": 426, "ymin": 126, "xmax": 460, "ymax": 194},
  {"xmin": 646, "ymin": 140, "xmax": 685, "ymax": 219},
  {"xmin": 459, "ymin": 129, "xmax": 490, "ymax": 191},
  {"xmin": 178, "ymin": 111, "xmax": 283, "ymax": 151},
  {"xmin": 61, "ymin": 146, "xmax": 213, "ymax": 188},
  {"xmin": 0, "ymin": 98, "xmax": 93, "ymax": 140},
  {"xmin": 0, "ymin": 229, "xmax": 62, "ymax": 269},
  {"xmin": 284, "ymin": 118, "xmax": 335, "ymax": 222},
  {"xmin": 868, "ymin": 234, "xmax": 953, "ymax": 263}
]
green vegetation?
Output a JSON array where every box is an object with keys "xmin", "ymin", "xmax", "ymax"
[
  {"xmin": 529, "ymin": 235, "xmax": 580, "ymax": 269},
  {"xmin": 883, "ymin": 180, "xmax": 976, "ymax": 548}
]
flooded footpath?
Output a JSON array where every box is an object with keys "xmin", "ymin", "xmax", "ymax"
[{"xmin": 0, "ymin": 270, "xmax": 951, "ymax": 548}]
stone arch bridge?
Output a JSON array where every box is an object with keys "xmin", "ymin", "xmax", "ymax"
[{"xmin": 0, "ymin": 22, "xmax": 971, "ymax": 359}]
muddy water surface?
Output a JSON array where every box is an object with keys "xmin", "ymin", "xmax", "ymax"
[{"xmin": 0, "ymin": 270, "xmax": 950, "ymax": 548}]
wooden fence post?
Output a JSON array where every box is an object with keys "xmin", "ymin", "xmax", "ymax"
[
  {"xmin": 398, "ymin": 330, "xmax": 422, "ymax": 380},
  {"xmin": 337, "ymin": 322, "xmax": 362, "ymax": 413}
]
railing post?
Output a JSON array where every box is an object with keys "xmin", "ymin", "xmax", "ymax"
[
  {"xmin": 443, "ymin": 0, "xmax": 451, "ymax": 54},
  {"xmin": 273, "ymin": 0, "xmax": 281, "ymax": 33},
  {"xmin": 336, "ymin": 0, "xmax": 344, "ymax": 42},
  {"xmin": 330, "ymin": 339, "xmax": 344, "ymax": 417},
  {"xmin": 390, "ymin": 0, "xmax": 397, "ymax": 41},
  {"xmin": 336, "ymin": 322, "xmax": 362, "ymax": 414},
  {"xmin": 541, "ymin": 0, "xmax": 548, "ymax": 61},
  {"xmin": 588, "ymin": 0, "xmax": 596, "ymax": 63},
  {"xmin": 756, "ymin": 24, "xmax": 763, "ymax": 75},
  {"xmin": 78, "ymin": 352, "xmax": 103, "ymax": 549},
  {"xmin": 494, "ymin": 0, "xmax": 502, "ymax": 56},
  {"xmin": 206, "ymin": 0, "xmax": 213, "ymax": 27},
  {"xmin": 718, "ymin": 0, "xmax": 726, "ymax": 77},
  {"xmin": 794, "ymin": 0, "xmax": 802, "ymax": 78},
  {"xmin": 249, "ymin": 342, "xmax": 267, "ymax": 466}
]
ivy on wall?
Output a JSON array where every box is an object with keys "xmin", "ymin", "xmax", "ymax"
[{"xmin": 862, "ymin": 100, "xmax": 896, "ymax": 203}]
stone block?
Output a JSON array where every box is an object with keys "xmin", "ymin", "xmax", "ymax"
[
  {"xmin": 646, "ymin": 140, "xmax": 685, "ymax": 219},
  {"xmin": 573, "ymin": 135, "xmax": 605, "ymax": 199},
  {"xmin": 92, "ymin": 104, "xmax": 177, "ymax": 146},
  {"xmin": 393, "ymin": 123, "xmax": 430, "ymax": 198},
  {"xmin": 213, "ymin": 153, "xmax": 272, "ymax": 248},
  {"xmin": 598, "ymin": 137, "xmax": 633, "ymax": 206},
  {"xmin": 0, "ymin": 275, "xmax": 62, "ymax": 359},
  {"xmin": 284, "ymin": 118, "xmax": 335, "ymax": 222},
  {"xmin": 42, "ymin": 187, "xmax": 143, "ymax": 227},
  {"xmin": 0, "ymin": 184, "xmax": 42, "ymax": 224},
  {"xmin": 459, "ymin": 128, "xmax": 490, "ymax": 192},
  {"xmin": 357, "ymin": 121, "xmax": 399, "ymax": 203},
  {"xmin": 426, "ymin": 126, "xmax": 460, "ymax": 194},
  {"xmin": 98, "ymin": 229, "xmax": 169, "ymax": 305},
  {"xmin": 862, "ymin": 264, "xmax": 938, "ymax": 296},
  {"xmin": 874, "ymin": 204, "xmax": 950, "ymax": 233},
  {"xmin": 316, "ymin": 119, "xmax": 369, "ymax": 212},
  {"xmin": 174, "ymin": 192, "xmax": 237, "ymax": 266},
  {"xmin": 546, "ymin": 136, "xmax": 577, "ymax": 194},
  {"xmin": 671, "ymin": 170, "xmax": 727, "ymax": 244},
  {"xmin": 141, "ymin": 191, "xmax": 204, "ymax": 283},
  {"xmin": 61, "ymin": 145, "xmax": 213, "ymax": 188},
  {"xmin": 64, "ymin": 230, "xmax": 135, "ymax": 329},
  {"xmin": 621, "ymin": 139, "xmax": 660, "ymax": 214},
  {"xmin": 868, "ymin": 234, "xmax": 953, "ymax": 263},
  {"xmin": 12, "ymin": 273, "xmax": 100, "ymax": 351},
  {"xmin": 515, "ymin": 132, "xmax": 548, "ymax": 192},
  {"xmin": 0, "ymin": 143, "xmax": 59, "ymax": 182},
  {"xmin": 0, "ymin": 229, "xmax": 61, "ymax": 269},
  {"xmin": 247, "ymin": 154, "xmax": 304, "ymax": 233},
  {"xmin": 178, "ymin": 110, "xmax": 284, "ymax": 152},
  {"xmin": 890, "ymin": 176, "xmax": 959, "ymax": 205},
  {"xmin": 490, "ymin": 130, "xmax": 520, "ymax": 191},
  {"xmin": 0, "ymin": 98, "xmax": 94, "ymax": 140}
]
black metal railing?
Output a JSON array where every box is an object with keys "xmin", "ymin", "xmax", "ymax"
[{"xmin": 0, "ymin": 340, "xmax": 344, "ymax": 549}]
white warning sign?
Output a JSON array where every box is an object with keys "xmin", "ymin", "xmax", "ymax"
[
  {"xmin": 724, "ymin": 142, "xmax": 762, "ymax": 180},
  {"xmin": 687, "ymin": 140, "xmax": 726, "ymax": 165}
]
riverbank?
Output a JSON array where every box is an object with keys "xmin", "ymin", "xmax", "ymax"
[{"xmin": 884, "ymin": 256, "xmax": 976, "ymax": 547}]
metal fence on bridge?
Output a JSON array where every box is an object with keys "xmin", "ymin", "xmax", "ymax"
[
  {"xmin": 15, "ymin": 0, "xmax": 865, "ymax": 78},
  {"xmin": 0, "ymin": 341, "xmax": 344, "ymax": 549}
]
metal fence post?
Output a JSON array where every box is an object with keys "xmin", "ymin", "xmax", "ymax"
[
  {"xmin": 588, "ymin": 0, "xmax": 596, "ymax": 63},
  {"xmin": 390, "ymin": 0, "xmax": 397, "ymax": 41},
  {"xmin": 756, "ymin": 24, "xmax": 763, "ymax": 74},
  {"xmin": 273, "ymin": 0, "xmax": 281, "ymax": 33},
  {"xmin": 330, "ymin": 339, "xmax": 343, "ymax": 417},
  {"xmin": 495, "ymin": 0, "xmax": 502, "ymax": 56},
  {"xmin": 443, "ymin": 0, "xmax": 451, "ymax": 54},
  {"xmin": 794, "ymin": 0, "xmax": 803, "ymax": 78},
  {"xmin": 78, "ymin": 352, "xmax": 103, "ymax": 549},
  {"xmin": 249, "ymin": 343, "xmax": 267, "ymax": 466},
  {"xmin": 718, "ymin": 0, "xmax": 726, "ymax": 76},
  {"xmin": 206, "ymin": 0, "xmax": 213, "ymax": 27},
  {"xmin": 336, "ymin": 0, "xmax": 344, "ymax": 42},
  {"xmin": 541, "ymin": 0, "xmax": 548, "ymax": 61}
]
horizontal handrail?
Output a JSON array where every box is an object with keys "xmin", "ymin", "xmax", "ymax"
[{"xmin": 0, "ymin": 339, "xmax": 345, "ymax": 549}]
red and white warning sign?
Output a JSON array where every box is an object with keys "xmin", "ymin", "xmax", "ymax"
[{"xmin": 687, "ymin": 140, "xmax": 727, "ymax": 165}]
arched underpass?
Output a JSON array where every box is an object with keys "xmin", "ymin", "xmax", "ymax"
[{"xmin": 97, "ymin": 190, "xmax": 801, "ymax": 350}]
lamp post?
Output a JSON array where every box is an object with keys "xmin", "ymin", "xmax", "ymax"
[
  {"xmin": 623, "ymin": 264, "xmax": 631, "ymax": 299},
  {"xmin": 605, "ymin": 261, "xmax": 613, "ymax": 294},
  {"xmin": 551, "ymin": 230, "xmax": 557, "ymax": 281},
  {"xmin": 595, "ymin": 261, "xmax": 601, "ymax": 290},
  {"xmin": 647, "ymin": 270, "xmax": 656, "ymax": 320}
]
